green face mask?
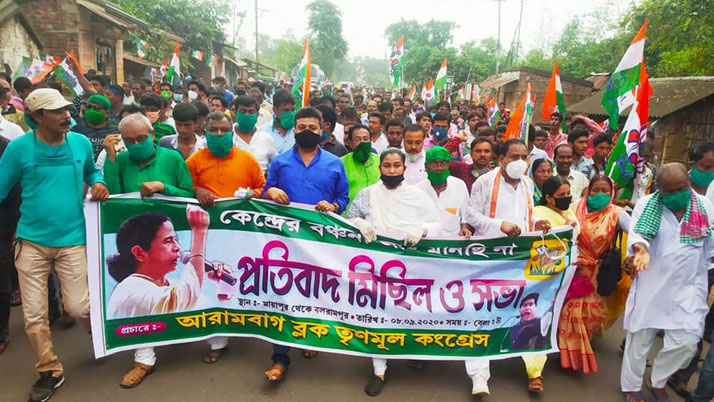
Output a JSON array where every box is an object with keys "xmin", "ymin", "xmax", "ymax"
[
  {"xmin": 278, "ymin": 111, "xmax": 296, "ymax": 130},
  {"xmin": 427, "ymin": 168, "xmax": 450, "ymax": 186},
  {"xmin": 84, "ymin": 109, "xmax": 106, "ymax": 125},
  {"xmin": 160, "ymin": 90, "xmax": 171, "ymax": 100},
  {"xmin": 236, "ymin": 112, "xmax": 258, "ymax": 132},
  {"xmin": 662, "ymin": 189, "xmax": 690, "ymax": 211},
  {"xmin": 352, "ymin": 141, "xmax": 372, "ymax": 164},
  {"xmin": 690, "ymin": 166, "xmax": 714, "ymax": 188},
  {"xmin": 126, "ymin": 135, "xmax": 155, "ymax": 162},
  {"xmin": 206, "ymin": 132, "xmax": 233, "ymax": 158},
  {"xmin": 586, "ymin": 192, "xmax": 610, "ymax": 212}
]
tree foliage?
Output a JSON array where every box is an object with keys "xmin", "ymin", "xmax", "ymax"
[
  {"xmin": 109, "ymin": 0, "xmax": 230, "ymax": 71},
  {"xmin": 306, "ymin": 0, "xmax": 348, "ymax": 79}
]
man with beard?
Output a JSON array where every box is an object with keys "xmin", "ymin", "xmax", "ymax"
[
  {"xmin": 403, "ymin": 124, "xmax": 428, "ymax": 185},
  {"xmin": 449, "ymin": 137, "xmax": 495, "ymax": 193}
]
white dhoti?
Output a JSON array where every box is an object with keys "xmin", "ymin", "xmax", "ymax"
[
  {"xmin": 620, "ymin": 328, "xmax": 699, "ymax": 392},
  {"xmin": 207, "ymin": 336, "xmax": 229, "ymax": 350},
  {"xmin": 134, "ymin": 347, "xmax": 156, "ymax": 366},
  {"xmin": 464, "ymin": 358, "xmax": 490, "ymax": 381}
]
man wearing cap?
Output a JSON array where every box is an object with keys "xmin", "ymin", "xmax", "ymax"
[
  {"xmin": 104, "ymin": 84, "xmax": 125, "ymax": 125},
  {"xmin": 0, "ymin": 88, "xmax": 108, "ymax": 402},
  {"xmin": 72, "ymin": 94, "xmax": 118, "ymax": 159},
  {"xmin": 415, "ymin": 146, "xmax": 472, "ymax": 238}
]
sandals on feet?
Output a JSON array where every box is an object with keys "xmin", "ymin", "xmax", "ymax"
[
  {"xmin": 302, "ymin": 350, "xmax": 318, "ymax": 359},
  {"xmin": 265, "ymin": 364, "xmax": 286, "ymax": 381},
  {"xmin": 647, "ymin": 380, "xmax": 671, "ymax": 402},
  {"xmin": 120, "ymin": 363, "xmax": 154, "ymax": 388},
  {"xmin": 623, "ymin": 391, "xmax": 645, "ymax": 402},
  {"xmin": 202, "ymin": 347, "xmax": 227, "ymax": 364},
  {"xmin": 528, "ymin": 377, "xmax": 544, "ymax": 392}
]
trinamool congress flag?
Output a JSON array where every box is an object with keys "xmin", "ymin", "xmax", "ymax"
[
  {"xmin": 542, "ymin": 60, "xmax": 566, "ymax": 131},
  {"xmin": 165, "ymin": 42, "xmax": 181, "ymax": 86},
  {"xmin": 434, "ymin": 58, "xmax": 448, "ymax": 102},
  {"xmin": 85, "ymin": 196, "xmax": 575, "ymax": 360},
  {"xmin": 406, "ymin": 84, "xmax": 416, "ymax": 101},
  {"xmin": 601, "ymin": 20, "xmax": 647, "ymax": 129},
  {"xmin": 292, "ymin": 39, "xmax": 311, "ymax": 108},
  {"xmin": 389, "ymin": 35, "xmax": 405, "ymax": 88},
  {"xmin": 505, "ymin": 83, "xmax": 533, "ymax": 142},
  {"xmin": 606, "ymin": 62, "xmax": 651, "ymax": 200},
  {"xmin": 136, "ymin": 38, "xmax": 150, "ymax": 60},
  {"xmin": 420, "ymin": 80, "xmax": 427, "ymax": 100},
  {"xmin": 424, "ymin": 77, "xmax": 435, "ymax": 104}
]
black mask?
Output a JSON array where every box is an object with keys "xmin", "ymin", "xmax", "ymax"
[
  {"xmin": 554, "ymin": 196, "xmax": 572, "ymax": 211},
  {"xmin": 236, "ymin": 90, "xmax": 247, "ymax": 96},
  {"xmin": 295, "ymin": 129, "xmax": 321, "ymax": 149},
  {"xmin": 381, "ymin": 174, "xmax": 405, "ymax": 188}
]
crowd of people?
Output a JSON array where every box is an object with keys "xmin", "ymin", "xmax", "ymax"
[{"xmin": 0, "ymin": 67, "xmax": 712, "ymax": 402}]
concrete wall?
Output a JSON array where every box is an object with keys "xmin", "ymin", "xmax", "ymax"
[{"xmin": 0, "ymin": 16, "xmax": 41, "ymax": 71}]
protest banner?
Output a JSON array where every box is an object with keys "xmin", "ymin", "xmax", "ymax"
[{"xmin": 86, "ymin": 196, "xmax": 575, "ymax": 360}]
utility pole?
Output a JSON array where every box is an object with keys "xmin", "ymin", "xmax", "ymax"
[
  {"xmin": 492, "ymin": 0, "xmax": 506, "ymax": 75},
  {"xmin": 254, "ymin": 0, "xmax": 259, "ymax": 64},
  {"xmin": 516, "ymin": 0, "xmax": 523, "ymax": 62}
]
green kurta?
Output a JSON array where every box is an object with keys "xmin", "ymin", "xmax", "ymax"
[
  {"xmin": 104, "ymin": 145, "xmax": 194, "ymax": 197},
  {"xmin": 341, "ymin": 152, "xmax": 380, "ymax": 214}
]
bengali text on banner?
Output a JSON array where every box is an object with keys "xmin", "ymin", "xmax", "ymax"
[{"xmin": 85, "ymin": 196, "xmax": 575, "ymax": 360}]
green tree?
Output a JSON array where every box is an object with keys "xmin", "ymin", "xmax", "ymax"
[
  {"xmin": 306, "ymin": 0, "xmax": 348, "ymax": 79},
  {"xmin": 626, "ymin": 0, "xmax": 714, "ymax": 76},
  {"xmin": 110, "ymin": 0, "xmax": 230, "ymax": 72}
]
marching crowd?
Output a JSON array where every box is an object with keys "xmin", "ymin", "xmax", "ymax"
[{"xmin": 0, "ymin": 67, "xmax": 712, "ymax": 402}]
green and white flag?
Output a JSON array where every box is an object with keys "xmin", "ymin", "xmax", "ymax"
[
  {"xmin": 388, "ymin": 35, "xmax": 404, "ymax": 88},
  {"xmin": 165, "ymin": 42, "xmax": 181, "ymax": 86},
  {"xmin": 601, "ymin": 20, "xmax": 647, "ymax": 129},
  {"xmin": 434, "ymin": 58, "xmax": 447, "ymax": 102}
]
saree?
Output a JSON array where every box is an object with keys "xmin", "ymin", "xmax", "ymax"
[{"xmin": 558, "ymin": 188, "xmax": 621, "ymax": 374}]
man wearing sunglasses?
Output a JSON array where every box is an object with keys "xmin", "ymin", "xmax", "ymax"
[{"xmin": 72, "ymin": 94, "xmax": 118, "ymax": 160}]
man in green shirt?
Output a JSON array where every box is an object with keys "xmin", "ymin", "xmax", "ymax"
[
  {"xmin": 140, "ymin": 93, "xmax": 176, "ymax": 143},
  {"xmin": 103, "ymin": 112, "xmax": 193, "ymax": 389},
  {"xmin": 0, "ymin": 88, "xmax": 108, "ymax": 402},
  {"xmin": 104, "ymin": 113, "xmax": 194, "ymax": 198},
  {"xmin": 341, "ymin": 124, "xmax": 380, "ymax": 213}
]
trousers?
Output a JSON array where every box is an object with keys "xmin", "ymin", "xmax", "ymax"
[{"xmin": 620, "ymin": 328, "xmax": 699, "ymax": 392}]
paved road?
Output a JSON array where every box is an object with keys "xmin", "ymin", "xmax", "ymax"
[{"xmin": 0, "ymin": 310, "xmax": 703, "ymax": 402}]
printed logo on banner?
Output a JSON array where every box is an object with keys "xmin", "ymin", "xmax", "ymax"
[{"xmin": 524, "ymin": 238, "xmax": 569, "ymax": 280}]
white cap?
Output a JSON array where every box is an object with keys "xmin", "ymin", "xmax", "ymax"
[{"xmin": 24, "ymin": 88, "xmax": 72, "ymax": 112}]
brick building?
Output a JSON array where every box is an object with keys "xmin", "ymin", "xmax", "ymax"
[{"xmin": 480, "ymin": 66, "xmax": 594, "ymax": 125}]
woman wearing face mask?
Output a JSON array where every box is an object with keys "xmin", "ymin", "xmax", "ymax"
[
  {"xmin": 558, "ymin": 174, "xmax": 630, "ymax": 375},
  {"xmin": 530, "ymin": 158, "xmax": 554, "ymax": 204},
  {"xmin": 346, "ymin": 147, "xmax": 442, "ymax": 397},
  {"xmin": 534, "ymin": 176, "xmax": 579, "ymax": 232}
]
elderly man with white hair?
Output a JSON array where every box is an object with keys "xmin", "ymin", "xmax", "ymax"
[
  {"xmin": 102, "ymin": 112, "xmax": 194, "ymax": 389},
  {"xmin": 621, "ymin": 163, "xmax": 714, "ymax": 402},
  {"xmin": 103, "ymin": 112, "xmax": 194, "ymax": 198}
]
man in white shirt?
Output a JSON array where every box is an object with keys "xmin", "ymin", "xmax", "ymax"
[
  {"xmin": 463, "ymin": 138, "xmax": 551, "ymax": 396},
  {"xmin": 368, "ymin": 112, "xmax": 388, "ymax": 154},
  {"xmin": 553, "ymin": 144, "xmax": 589, "ymax": 202},
  {"xmin": 621, "ymin": 163, "xmax": 714, "ymax": 402},
  {"xmin": 231, "ymin": 96, "xmax": 277, "ymax": 173},
  {"xmin": 415, "ymin": 146, "xmax": 472, "ymax": 237},
  {"xmin": 403, "ymin": 124, "xmax": 428, "ymax": 185},
  {"xmin": 0, "ymin": 113, "xmax": 24, "ymax": 140}
]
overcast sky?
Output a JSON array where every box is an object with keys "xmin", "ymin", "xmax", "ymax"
[{"xmin": 230, "ymin": 0, "xmax": 631, "ymax": 59}]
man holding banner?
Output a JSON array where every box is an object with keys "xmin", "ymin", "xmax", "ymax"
[
  {"xmin": 261, "ymin": 106, "xmax": 349, "ymax": 382},
  {"xmin": 465, "ymin": 138, "xmax": 552, "ymax": 395}
]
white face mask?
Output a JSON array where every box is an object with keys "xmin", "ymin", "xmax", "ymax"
[
  {"xmin": 187, "ymin": 90, "xmax": 198, "ymax": 100},
  {"xmin": 505, "ymin": 159, "xmax": 528, "ymax": 179}
]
